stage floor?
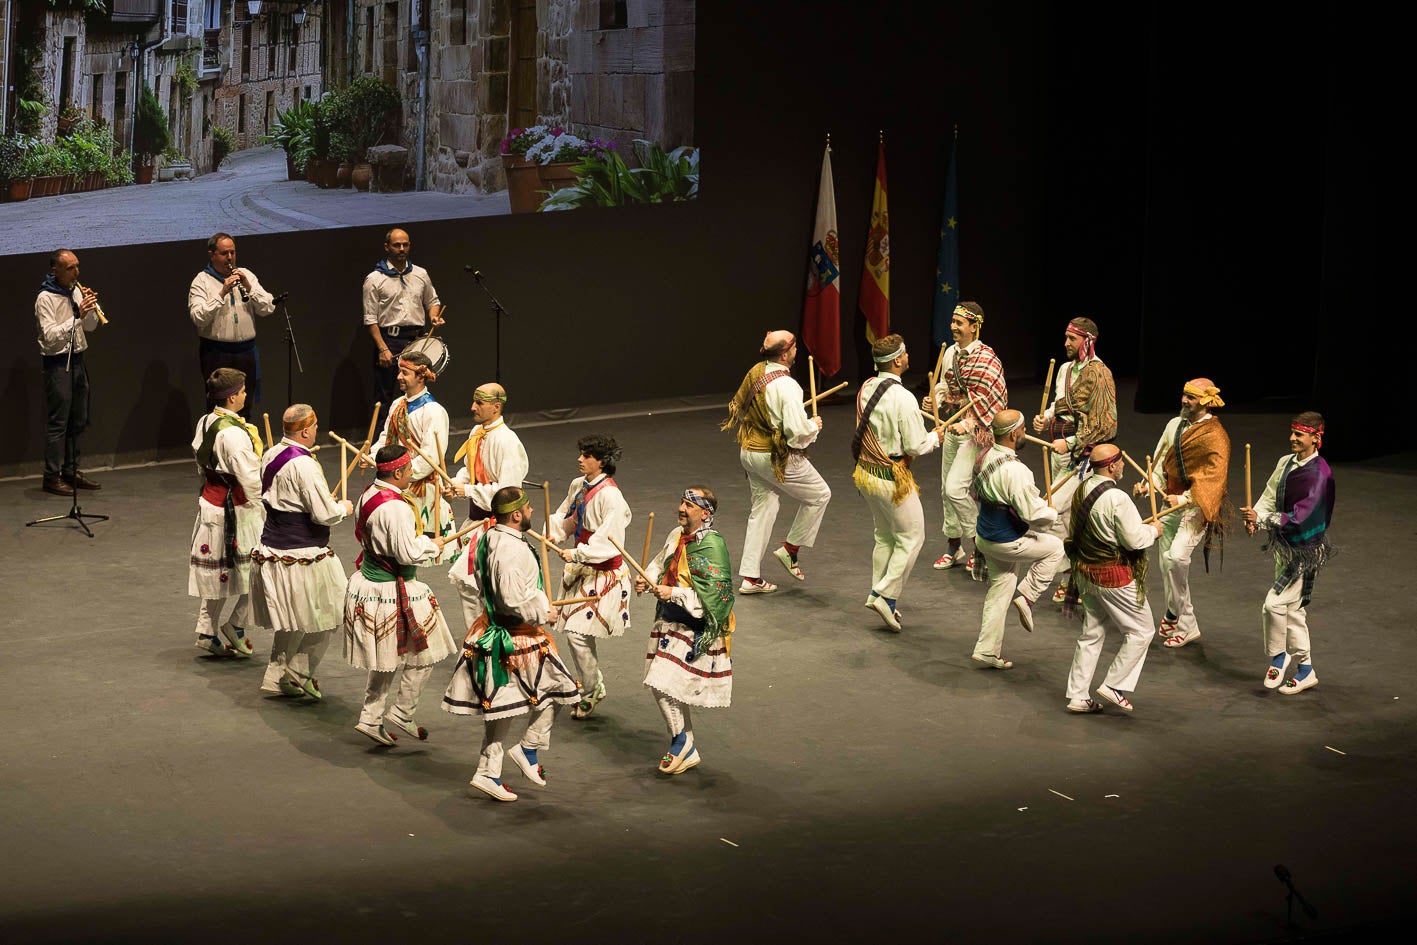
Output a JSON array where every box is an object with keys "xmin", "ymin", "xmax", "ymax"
[{"xmin": 2, "ymin": 380, "xmax": 1414, "ymax": 944}]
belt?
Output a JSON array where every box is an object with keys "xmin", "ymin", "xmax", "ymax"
[{"xmin": 380, "ymin": 325, "xmax": 421, "ymax": 337}]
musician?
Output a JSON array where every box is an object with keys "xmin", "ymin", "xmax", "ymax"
[
  {"xmin": 188, "ymin": 233, "xmax": 275, "ymax": 418},
  {"xmin": 35, "ymin": 248, "xmax": 103, "ymax": 496},
  {"xmin": 363, "ymin": 227, "xmax": 444, "ymax": 431}
]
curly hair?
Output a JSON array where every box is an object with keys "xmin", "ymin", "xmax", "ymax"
[{"xmin": 577, "ymin": 434, "xmax": 622, "ymax": 476}]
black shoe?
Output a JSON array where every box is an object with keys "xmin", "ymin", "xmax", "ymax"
[
  {"xmin": 43, "ymin": 476, "xmax": 75, "ymax": 496},
  {"xmin": 64, "ymin": 471, "xmax": 101, "ymax": 490}
]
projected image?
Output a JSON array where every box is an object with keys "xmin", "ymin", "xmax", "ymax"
[{"xmin": 0, "ymin": 0, "xmax": 698, "ymax": 256}]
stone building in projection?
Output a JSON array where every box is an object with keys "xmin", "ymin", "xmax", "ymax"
[{"xmin": 327, "ymin": 0, "xmax": 695, "ymax": 194}]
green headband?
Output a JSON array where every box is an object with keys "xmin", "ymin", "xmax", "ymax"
[
  {"xmin": 473, "ymin": 389, "xmax": 507, "ymax": 404},
  {"xmin": 493, "ymin": 490, "xmax": 529, "ymax": 515}
]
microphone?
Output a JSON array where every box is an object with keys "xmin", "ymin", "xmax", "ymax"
[
  {"xmin": 1274, "ymin": 865, "xmax": 1291, "ymax": 884},
  {"xmin": 464, "ymin": 266, "xmax": 483, "ymax": 281},
  {"xmin": 272, "ymin": 292, "xmax": 290, "ymax": 304}
]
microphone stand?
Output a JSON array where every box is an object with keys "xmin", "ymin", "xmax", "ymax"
[
  {"xmin": 278, "ymin": 293, "xmax": 303, "ymax": 405},
  {"xmin": 1275, "ymin": 864, "xmax": 1318, "ymax": 931},
  {"xmin": 28, "ymin": 315, "xmax": 108, "ymax": 537},
  {"xmin": 466, "ymin": 268, "xmax": 510, "ymax": 382}
]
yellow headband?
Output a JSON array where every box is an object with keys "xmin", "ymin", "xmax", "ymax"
[
  {"xmin": 953, "ymin": 304, "xmax": 982, "ymax": 324},
  {"xmin": 1183, "ymin": 383, "xmax": 1225, "ymax": 408},
  {"xmin": 492, "ymin": 490, "xmax": 529, "ymax": 515},
  {"xmin": 473, "ymin": 389, "xmax": 507, "ymax": 404}
]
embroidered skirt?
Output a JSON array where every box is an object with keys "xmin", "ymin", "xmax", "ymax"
[
  {"xmin": 554, "ymin": 562, "xmax": 632, "ymax": 639},
  {"xmin": 250, "ymin": 543, "xmax": 347, "ymax": 634},
  {"xmin": 642, "ymin": 618, "xmax": 732, "ymax": 708},
  {"xmin": 342, "ymin": 572, "xmax": 455, "ymax": 672},
  {"xmin": 187, "ymin": 499, "xmax": 264, "ymax": 599},
  {"xmin": 442, "ymin": 616, "xmax": 582, "ymax": 721}
]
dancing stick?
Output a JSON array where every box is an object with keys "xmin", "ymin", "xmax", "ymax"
[
  {"xmin": 606, "ymin": 535, "xmax": 654, "ymax": 585},
  {"xmin": 340, "ymin": 402, "xmax": 383, "ymax": 482},
  {"xmin": 262, "ymin": 413, "xmax": 274, "ymax": 451},
  {"xmin": 1023, "ymin": 433, "xmax": 1055, "ymax": 449},
  {"xmin": 446, "ymin": 520, "xmax": 480, "ymax": 544},
  {"xmin": 1042, "ymin": 443, "xmax": 1053, "ymax": 504},
  {"xmin": 918, "ymin": 398, "xmax": 974, "ymax": 429},
  {"xmin": 802, "ymin": 380, "xmax": 849, "ymax": 409},
  {"xmin": 407, "ymin": 442, "xmax": 456, "ymax": 487},
  {"xmin": 340, "ymin": 442, "xmax": 348, "ymax": 502},
  {"xmin": 431, "ymin": 432, "xmax": 443, "ymax": 539},
  {"xmin": 1046, "ymin": 464, "xmax": 1078, "ymax": 499},
  {"xmin": 542, "ymin": 480, "xmax": 553, "ymax": 544},
  {"xmin": 932, "ymin": 342, "xmax": 948, "ymax": 389},
  {"xmin": 526, "ymin": 528, "xmax": 555, "ymax": 547},
  {"xmin": 808, "ymin": 355, "xmax": 819, "ymax": 419},
  {"xmin": 1146, "ymin": 454, "xmax": 1159, "ymax": 520},
  {"xmin": 1245, "ymin": 443, "xmax": 1252, "ymax": 508},
  {"xmin": 551, "ymin": 595, "xmax": 602, "ymax": 607},
  {"xmin": 927, "ymin": 364, "xmax": 943, "ymax": 427},
  {"xmin": 1120, "ymin": 450, "xmax": 1150, "ymax": 483},
  {"xmin": 1144, "ymin": 501, "xmax": 1189, "ymax": 525},
  {"xmin": 538, "ymin": 517, "xmax": 554, "ymax": 601},
  {"xmin": 1039, "ymin": 358, "xmax": 1056, "ymax": 418},
  {"xmin": 642, "ymin": 511, "xmax": 655, "ymax": 572},
  {"xmin": 328, "ymin": 431, "xmax": 375, "ymax": 467}
]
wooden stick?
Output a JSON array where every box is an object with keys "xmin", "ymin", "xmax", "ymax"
[
  {"xmin": 1143, "ymin": 501, "xmax": 1189, "ymax": 525},
  {"xmin": 1245, "ymin": 443, "xmax": 1252, "ymax": 508},
  {"xmin": 431, "ymin": 432, "xmax": 443, "ymax": 538},
  {"xmin": 340, "ymin": 442, "xmax": 348, "ymax": 502},
  {"xmin": 1046, "ymin": 464, "xmax": 1078, "ymax": 499},
  {"xmin": 932, "ymin": 342, "xmax": 948, "ymax": 389},
  {"xmin": 262, "ymin": 413, "xmax": 273, "ymax": 451},
  {"xmin": 802, "ymin": 380, "xmax": 849, "ymax": 409},
  {"xmin": 447, "ymin": 520, "xmax": 480, "ymax": 544},
  {"xmin": 1146, "ymin": 454, "xmax": 1159, "ymax": 520},
  {"xmin": 526, "ymin": 528, "xmax": 555, "ymax": 547},
  {"xmin": 927, "ymin": 365, "xmax": 942, "ymax": 427},
  {"xmin": 328, "ymin": 431, "xmax": 375, "ymax": 467},
  {"xmin": 542, "ymin": 480, "xmax": 553, "ymax": 545},
  {"xmin": 1039, "ymin": 358, "xmax": 1056, "ymax": 418},
  {"xmin": 1120, "ymin": 450, "xmax": 1150, "ymax": 483},
  {"xmin": 407, "ymin": 442, "xmax": 456, "ymax": 486},
  {"xmin": 538, "ymin": 517, "xmax": 554, "ymax": 604},
  {"xmin": 551, "ymin": 595, "xmax": 602, "ymax": 607},
  {"xmin": 606, "ymin": 535, "xmax": 654, "ymax": 585},
  {"xmin": 340, "ymin": 402, "xmax": 383, "ymax": 483},
  {"xmin": 919, "ymin": 398, "xmax": 973, "ymax": 429},
  {"xmin": 808, "ymin": 355, "xmax": 819, "ymax": 419},
  {"xmin": 1042, "ymin": 446, "xmax": 1053, "ymax": 506},
  {"xmin": 1022, "ymin": 433, "xmax": 1054, "ymax": 449},
  {"xmin": 642, "ymin": 511, "xmax": 655, "ymax": 572}
]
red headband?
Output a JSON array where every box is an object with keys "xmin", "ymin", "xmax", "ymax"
[
  {"xmin": 1291, "ymin": 422, "xmax": 1323, "ymax": 446},
  {"xmin": 283, "ymin": 411, "xmax": 317, "ymax": 433},
  {"xmin": 376, "ymin": 452, "xmax": 413, "ymax": 474}
]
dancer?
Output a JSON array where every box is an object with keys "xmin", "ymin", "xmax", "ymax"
[
  {"xmin": 188, "ymin": 368, "xmax": 265, "ymax": 658},
  {"xmin": 1242, "ymin": 412, "xmax": 1337, "ymax": 695},
  {"xmin": 970, "ymin": 410, "xmax": 1065, "ymax": 669},
  {"xmin": 1136, "ymin": 379, "xmax": 1231, "ymax": 648},
  {"xmin": 344, "ymin": 444, "xmax": 457, "ymax": 746},
  {"xmin": 1061, "ymin": 444, "xmax": 1162, "ymax": 713},
  {"xmin": 1032, "ymin": 317, "xmax": 1118, "ymax": 600},
  {"xmin": 637, "ymin": 487, "xmax": 736, "ymax": 775},
  {"xmin": 923, "ymin": 302, "xmax": 1007, "ymax": 575},
  {"xmin": 443, "ymin": 381, "xmax": 528, "ymax": 570},
  {"xmin": 251, "ymin": 405, "xmax": 352, "ymax": 699},
  {"xmin": 548, "ymin": 434, "xmax": 632, "ymax": 719},
  {"xmin": 370, "ymin": 349, "xmax": 455, "ymax": 559},
  {"xmin": 443, "ymin": 486, "xmax": 581, "ymax": 802},
  {"xmin": 723, "ymin": 330, "xmax": 829, "ymax": 593},
  {"xmin": 852, "ymin": 334, "xmax": 943, "ymax": 631}
]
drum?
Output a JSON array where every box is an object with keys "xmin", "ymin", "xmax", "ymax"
[{"xmin": 402, "ymin": 334, "xmax": 451, "ymax": 377}]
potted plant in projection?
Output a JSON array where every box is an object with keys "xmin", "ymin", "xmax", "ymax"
[
  {"xmin": 1, "ymin": 136, "xmax": 36, "ymax": 201},
  {"xmin": 326, "ymin": 76, "xmax": 400, "ymax": 192},
  {"xmin": 132, "ymin": 83, "xmax": 170, "ymax": 184}
]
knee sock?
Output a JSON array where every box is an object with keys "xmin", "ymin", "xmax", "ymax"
[{"xmin": 782, "ymin": 541, "xmax": 800, "ymax": 560}]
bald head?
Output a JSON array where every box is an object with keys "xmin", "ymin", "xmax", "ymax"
[
  {"xmin": 1090, "ymin": 443, "xmax": 1124, "ymax": 479},
  {"xmin": 472, "ymin": 382, "xmax": 507, "ymax": 424},
  {"xmin": 761, "ymin": 330, "xmax": 797, "ymax": 365},
  {"xmin": 992, "ymin": 409, "xmax": 1026, "ymax": 446}
]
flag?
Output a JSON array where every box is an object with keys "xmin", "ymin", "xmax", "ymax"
[
  {"xmin": 931, "ymin": 131, "xmax": 960, "ymax": 352},
  {"xmin": 859, "ymin": 137, "xmax": 890, "ymax": 346},
  {"xmin": 803, "ymin": 143, "xmax": 841, "ymax": 377}
]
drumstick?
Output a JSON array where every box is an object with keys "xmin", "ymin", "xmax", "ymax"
[
  {"xmin": 1046, "ymin": 464, "xmax": 1078, "ymax": 499},
  {"xmin": 808, "ymin": 355, "xmax": 819, "ymax": 419},
  {"xmin": 642, "ymin": 511, "xmax": 655, "ymax": 572},
  {"xmin": 607, "ymin": 535, "xmax": 654, "ymax": 585},
  {"xmin": 1146, "ymin": 454, "xmax": 1159, "ymax": 520},
  {"xmin": 263, "ymin": 413, "xmax": 273, "ymax": 451},
  {"xmin": 1039, "ymin": 358, "xmax": 1056, "ymax": 419},
  {"xmin": 340, "ymin": 442, "xmax": 348, "ymax": 502},
  {"xmin": 802, "ymin": 381, "xmax": 849, "ymax": 409},
  {"xmin": 1143, "ymin": 500, "xmax": 1188, "ymax": 525},
  {"xmin": 1245, "ymin": 443, "xmax": 1252, "ymax": 508}
]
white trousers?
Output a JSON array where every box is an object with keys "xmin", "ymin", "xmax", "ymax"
[
  {"xmin": 476, "ymin": 704, "xmax": 556, "ymax": 780},
  {"xmin": 1066, "ymin": 582, "xmax": 1156, "ymax": 701},
  {"xmin": 859, "ymin": 485, "xmax": 925, "ymax": 600},
  {"xmin": 1263, "ymin": 575, "xmax": 1311, "ymax": 664},
  {"xmin": 939, "ymin": 433, "xmax": 982, "ymax": 545},
  {"xmin": 262, "ymin": 629, "xmax": 330, "ymax": 689},
  {"xmin": 974, "ymin": 532, "xmax": 1065, "ymax": 658},
  {"xmin": 360, "ymin": 664, "xmax": 437, "ymax": 728},
  {"xmin": 564, "ymin": 631, "xmax": 603, "ymax": 695},
  {"xmin": 739, "ymin": 449, "xmax": 831, "ymax": 578},
  {"xmin": 655, "ymin": 690, "xmax": 694, "ymax": 743},
  {"xmin": 1044, "ymin": 456, "xmax": 1082, "ymax": 581},
  {"xmin": 194, "ymin": 595, "xmax": 250, "ymax": 637},
  {"xmin": 1159, "ymin": 508, "xmax": 1207, "ymax": 633}
]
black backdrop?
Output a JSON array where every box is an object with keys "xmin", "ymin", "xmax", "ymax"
[{"xmin": 1, "ymin": 1, "xmax": 1393, "ymax": 474}]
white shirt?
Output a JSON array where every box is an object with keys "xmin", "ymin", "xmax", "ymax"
[
  {"xmin": 260, "ymin": 438, "xmax": 348, "ymax": 527},
  {"xmin": 1077, "ymin": 475, "xmax": 1157, "ymax": 552},
  {"xmin": 362, "ymin": 263, "xmax": 439, "ymax": 328},
  {"xmin": 192, "ymin": 408, "xmax": 262, "ymax": 507},
  {"xmin": 372, "ymin": 393, "xmax": 451, "ymax": 484},
  {"xmin": 644, "ymin": 526, "xmax": 707, "ymax": 617},
  {"xmin": 35, "ymin": 284, "xmax": 100, "ymax": 356},
  {"xmin": 357, "ymin": 481, "xmax": 440, "ymax": 565},
  {"xmin": 466, "ymin": 524, "xmax": 550, "ymax": 625},
  {"xmin": 551, "ymin": 474, "xmax": 632, "ymax": 566},
  {"xmin": 1145, "ymin": 412, "xmax": 1213, "ymax": 501},
  {"xmin": 974, "ymin": 445, "xmax": 1057, "ymax": 529},
  {"xmin": 1252, "ymin": 451, "xmax": 1319, "ymax": 528},
  {"xmin": 188, "ymin": 268, "xmax": 275, "ymax": 342},
  {"xmin": 451, "ymin": 418, "xmax": 529, "ymax": 511},
  {"xmin": 759, "ymin": 361, "xmax": 820, "ymax": 450},
  {"xmin": 1040, "ymin": 358, "xmax": 1076, "ymax": 420},
  {"xmin": 859, "ymin": 371, "xmax": 940, "ymax": 458}
]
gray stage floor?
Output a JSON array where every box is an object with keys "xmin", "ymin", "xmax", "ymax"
[{"xmin": 2, "ymin": 379, "xmax": 1414, "ymax": 944}]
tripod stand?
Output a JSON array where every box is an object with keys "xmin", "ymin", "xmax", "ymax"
[
  {"xmin": 466, "ymin": 269, "xmax": 511, "ymax": 382},
  {"xmin": 26, "ymin": 318, "xmax": 107, "ymax": 537}
]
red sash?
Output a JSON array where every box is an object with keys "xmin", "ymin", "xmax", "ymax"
[{"xmin": 574, "ymin": 476, "xmax": 623, "ymax": 570}]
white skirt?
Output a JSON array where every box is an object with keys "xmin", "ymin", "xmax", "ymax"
[
  {"xmin": 187, "ymin": 499, "xmax": 264, "ymax": 599},
  {"xmin": 342, "ymin": 571, "xmax": 456, "ymax": 672},
  {"xmin": 643, "ymin": 618, "xmax": 732, "ymax": 708},
  {"xmin": 443, "ymin": 617, "xmax": 582, "ymax": 721},
  {"xmin": 554, "ymin": 562, "xmax": 632, "ymax": 639},
  {"xmin": 250, "ymin": 544, "xmax": 347, "ymax": 634}
]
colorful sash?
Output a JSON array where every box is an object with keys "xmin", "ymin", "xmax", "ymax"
[{"xmin": 355, "ymin": 488, "xmax": 428, "ymax": 656}]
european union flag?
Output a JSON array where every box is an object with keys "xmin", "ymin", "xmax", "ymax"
[{"xmin": 931, "ymin": 134, "xmax": 959, "ymax": 352}]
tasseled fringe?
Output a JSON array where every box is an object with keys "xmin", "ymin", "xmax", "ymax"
[{"xmin": 852, "ymin": 462, "xmax": 918, "ymax": 505}]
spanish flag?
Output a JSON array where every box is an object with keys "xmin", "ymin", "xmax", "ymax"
[
  {"xmin": 859, "ymin": 137, "xmax": 890, "ymax": 345},
  {"xmin": 802, "ymin": 142, "xmax": 841, "ymax": 377}
]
